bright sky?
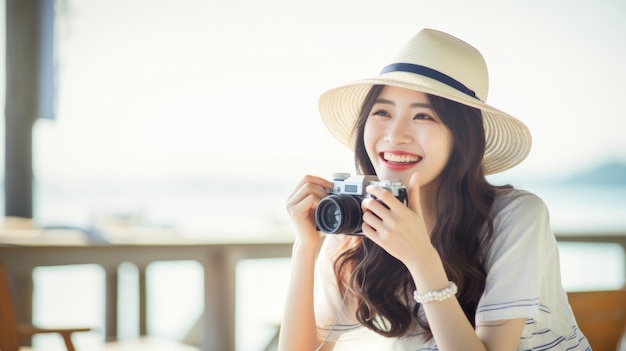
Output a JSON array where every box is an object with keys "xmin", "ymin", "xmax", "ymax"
[{"xmin": 4, "ymin": 0, "xmax": 626, "ymax": 185}]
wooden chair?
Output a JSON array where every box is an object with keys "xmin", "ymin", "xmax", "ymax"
[
  {"xmin": 567, "ymin": 289, "xmax": 626, "ymax": 351},
  {"xmin": 0, "ymin": 262, "xmax": 90, "ymax": 351},
  {"xmin": 0, "ymin": 262, "xmax": 199, "ymax": 351}
]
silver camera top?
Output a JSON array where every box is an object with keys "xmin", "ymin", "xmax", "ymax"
[{"xmin": 328, "ymin": 173, "xmax": 405, "ymax": 197}]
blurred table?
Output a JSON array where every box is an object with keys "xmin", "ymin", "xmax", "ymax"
[{"xmin": 0, "ymin": 229, "xmax": 293, "ymax": 351}]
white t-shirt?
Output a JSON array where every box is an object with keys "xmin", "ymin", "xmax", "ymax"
[{"xmin": 314, "ymin": 189, "xmax": 590, "ymax": 350}]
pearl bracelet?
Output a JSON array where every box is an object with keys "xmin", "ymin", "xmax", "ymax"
[{"xmin": 413, "ymin": 282, "xmax": 458, "ymax": 304}]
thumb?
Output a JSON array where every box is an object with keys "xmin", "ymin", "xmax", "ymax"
[{"xmin": 407, "ymin": 172, "xmax": 422, "ymax": 214}]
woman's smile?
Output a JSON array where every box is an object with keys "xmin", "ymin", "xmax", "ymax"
[
  {"xmin": 380, "ymin": 151, "xmax": 422, "ymax": 171},
  {"xmin": 382, "ymin": 151, "xmax": 422, "ymax": 163}
]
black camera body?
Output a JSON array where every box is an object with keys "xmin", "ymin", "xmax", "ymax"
[{"xmin": 315, "ymin": 173, "xmax": 408, "ymax": 235}]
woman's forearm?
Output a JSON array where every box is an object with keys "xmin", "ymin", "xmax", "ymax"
[
  {"xmin": 408, "ymin": 251, "xmax": 523, "ymax": 351},
  {"xmin": 278, "ymin": 240, "xmax": 321, "ymax": 351},
  {"xmin": 407, "ymin": 252, "xmax": 488, "ymax": 351}
]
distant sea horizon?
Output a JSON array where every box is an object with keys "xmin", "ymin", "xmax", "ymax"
[{"xmin": 9, "ymin": 160, "xmax": 623, "ymax": 238}]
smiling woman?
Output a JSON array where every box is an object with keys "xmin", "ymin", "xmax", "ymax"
[{"xmin": 279, "ymin": 27, "xmax": 591, "ymax": 350}]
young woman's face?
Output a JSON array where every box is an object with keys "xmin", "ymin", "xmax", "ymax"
[{"xmin": 364, "ymin": 85, "xmax": 453, "ymax": 188}]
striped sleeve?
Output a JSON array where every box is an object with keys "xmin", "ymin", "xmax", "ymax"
[{"xmin": 476, "ymin": 190, "xmax": 591, "ymax": 350}]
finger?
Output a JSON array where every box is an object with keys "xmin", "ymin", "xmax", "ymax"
[
  {"xmin": 407, "ymin": 172, "xmax": 422, "ymax": 214},
  {"xmin": 361, "ymin": 206, "xmax": 384, "ymax": 229},
  {"xmin": 286, "ymin": 175, "xmax": 333, "ymax": 205},
  {"xmin": 365, "ymin": 185, "xmax": 404, "ymax": 211},
  {"xmin": 286, "ymin": 175, "xmax": 332, "ymax": 201},
  {"xmin": 286, "ymin": 175, "xmax": 333, "ymax": 202},
  {"xmin": 361, "ymin": 197, "xmax": 391, "ymax": 222},
  {"xmin": 288, "ymin": 193, "xmax": 316, "ymax": 218},
  {"xmin": 360, "ymin": 221, "xmax": 384, "ymax": 244},
  {"xmin": 286, "ymin": 185, "xmax": 328, "ymax": 216}
]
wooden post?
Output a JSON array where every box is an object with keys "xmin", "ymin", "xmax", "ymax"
[
  {"xmin": 105, "ymin": 267, "xmax": 119, "ymax": 341},
  {"xmin": 138, "ymin": 265, "xmax": 148, "ymax": 336}
]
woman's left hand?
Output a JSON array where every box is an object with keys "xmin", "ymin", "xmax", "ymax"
[{"xmin": 360, "ymin": 172, "xmax": 434, "ymax": 266}]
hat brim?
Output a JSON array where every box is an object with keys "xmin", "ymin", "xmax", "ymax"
[{"xmin": 318, "ymin": 73, "xmax": 532, "ymax": 175}]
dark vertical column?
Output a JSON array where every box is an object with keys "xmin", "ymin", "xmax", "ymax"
[
  {"xmin": 104, "ymin": 267, "xmax": 119, "ymax": 341},
  {"xmin": 138, "ymin": 265, "xmax": 148, "ymax": 336},
  {"xmin": 4, "ymin": 0, "xmax": 41, "ymax": 218}
]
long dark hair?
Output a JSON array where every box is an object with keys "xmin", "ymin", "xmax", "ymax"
[{"xmin": 334, "ymin": 85, "xmax": 503, "ymax": 339}]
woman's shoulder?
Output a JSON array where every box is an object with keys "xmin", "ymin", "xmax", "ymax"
[
  {"xmin": 485, "ymin": 187, "xmax": 557, "ymax": 269},
  {"xmin": 492, "ymin": 187, "xmax": 549, "ymax": 220}
]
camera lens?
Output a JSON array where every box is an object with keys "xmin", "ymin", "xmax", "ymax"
[{"xmin": 315, "ymin": 194, "xmax": 362, "ymax": 234}]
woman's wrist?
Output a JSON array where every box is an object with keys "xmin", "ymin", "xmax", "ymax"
[
  {"xmin": 414, "ymin": 281, "xmax": 458, "ymax": 304},
  {"xmin": 407, "ymin": 246, "xmax": 450, "ymax": 293},
  {"xmin": 292, "ymin": 232, "xmax": 322, "ymax": 256},
  {"xmin": 292, "ymin": 239, "xmax": 319, "ymax": 254}
]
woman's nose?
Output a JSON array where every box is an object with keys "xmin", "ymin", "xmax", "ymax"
[{"xmin": 384, "ymin": 120, "xmax": 412, "ymax": 145}]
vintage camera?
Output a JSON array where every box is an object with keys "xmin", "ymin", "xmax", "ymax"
[{"xmin": 315, "ymin": 173, "xmax": 408, "ymax": 235}]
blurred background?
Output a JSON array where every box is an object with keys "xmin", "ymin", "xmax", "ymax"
[{"xmin": 1, "ymin": 0, "xmax": 625, "ymax": 350}]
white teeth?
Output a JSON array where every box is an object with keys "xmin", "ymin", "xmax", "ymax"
[{"xmin": 384, "ymin": 152, "xmax": 420, "ymax": 163}]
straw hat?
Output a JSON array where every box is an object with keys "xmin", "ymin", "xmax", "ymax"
[{"xmin": 318, "ymin": 28, "xmax": 531, "ymax": 174}]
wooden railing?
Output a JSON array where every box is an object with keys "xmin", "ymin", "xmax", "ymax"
[
  {"xmin": 556, "ymin": 231, "xmax": 626, "ymax": 282},
  {"xmin": 0, "ymin": 230, "xmax": 293, "ymax": 351},
  {"xmin": 1, "ymin": 230, "xmax": 624, "ymax": 351}
]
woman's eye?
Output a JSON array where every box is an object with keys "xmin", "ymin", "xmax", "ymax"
[
  {"xmin": 372, "ymin": 109, "xmax": 391, "ymax": 117},
  {"xmin": 414, "ymin": 113, "xmax": 433, "ymax": 120}
]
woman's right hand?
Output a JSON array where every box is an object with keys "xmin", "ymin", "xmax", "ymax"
[{"xmin": 285, "ymin": 174, "xmax": 333, "ymax": 248}]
